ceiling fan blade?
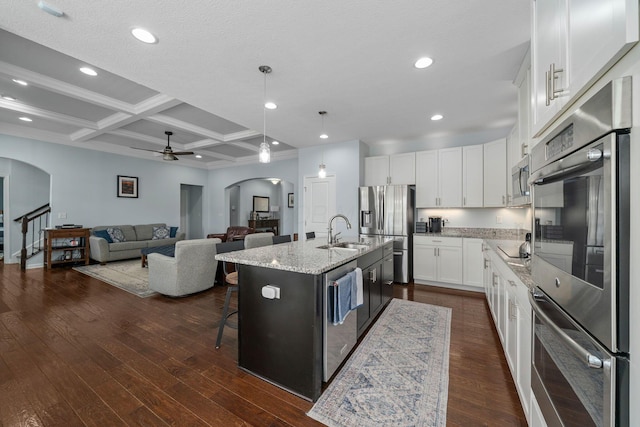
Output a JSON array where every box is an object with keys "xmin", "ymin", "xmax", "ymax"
[
  {"xmin": 171, "ymin": 151, "xmax": 194, "ymax": 155},
  {"xmin": 130, "ymin": 147, "xmax": 163, "ymax": 154}
]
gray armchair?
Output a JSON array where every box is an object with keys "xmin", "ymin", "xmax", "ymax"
[{"xmin": 148, "ymin": 238, "xmax": 221, "ymax": 297}]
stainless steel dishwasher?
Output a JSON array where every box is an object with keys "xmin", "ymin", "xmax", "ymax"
[{"xmin": 323, "ymin": 260, "xmax": 358, "ymax": 381}]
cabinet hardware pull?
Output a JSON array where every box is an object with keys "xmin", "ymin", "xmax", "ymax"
[
  {"xmin": 545, "ymin": 69, "xmax": 551, "ymax": 106},
  {"xmin": 434, "ymin": 248, "xmax": 437, "ymax": 257},
  {"xmin": 492, "ymin": 272, "xmax": 497, "ymax": 287},
  {"xmin": 463, "ymin": 196, "xmax": 466, "ymax": 205},
  {"xmin": 551, "ymin": 63, "xmax": 564, "ymax": 100},
  {"xmin": 502, "ymin": 195, "xmax": 505, "ymax": 205}
]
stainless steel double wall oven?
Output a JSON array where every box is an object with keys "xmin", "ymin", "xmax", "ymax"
[{"xmin": 528, "ymin": 77, "xmax": 631, "ymax": 426}]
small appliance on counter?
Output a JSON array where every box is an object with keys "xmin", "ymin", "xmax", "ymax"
[
  {"xmin": 518, "ymin": 232, "xmax": 531, "ymax": 258},
  {"xmin": 415, "ymin": 221, "xmax": 428, "ymax": 233},
  {"xmin": 428, "ymin": 216, "xmax": 443, "ymax": 233}
]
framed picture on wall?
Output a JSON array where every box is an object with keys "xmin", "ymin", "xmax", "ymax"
[
  {"xmin": 253, "ymin": 196, "xmax": 270, "ymax": 212},
  {"xmin": 117, "ymin": 175, "xmax": 139, "ymax": 198},
  {"xmin": 288, "ymin": 193, "xmax": 294, "ymax": 208}
]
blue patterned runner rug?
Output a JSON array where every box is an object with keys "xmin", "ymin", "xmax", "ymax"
[{"xmin": 307, "ymin": 298, "xmax": 451, "ymax": 427}]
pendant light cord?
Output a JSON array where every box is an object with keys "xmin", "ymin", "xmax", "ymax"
[{"xmin": 263, "ymin": 71, "xmax": 267, "ymax": 145}]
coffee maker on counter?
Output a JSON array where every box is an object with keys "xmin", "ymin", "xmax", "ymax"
[
  {"xmin": 429, "ymin": 216, "xmax": 443, "ymax": 233},
  {"xmin": 416, "ymin": 217, "xmax": 444, "ymax": 233}
]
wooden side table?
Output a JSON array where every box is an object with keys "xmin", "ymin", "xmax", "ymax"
[{"xmin": 44, "ymin": 228, "xmax": 91, "ymax": 269}]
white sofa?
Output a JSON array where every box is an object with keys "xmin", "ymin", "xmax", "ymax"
[
  {"xmin": 89, "ymin": 223, "xmax": 185, "ymax": 264},
  {"xmin": 147, "ymin": 238, "xmax": 221, "ymax": 297}
]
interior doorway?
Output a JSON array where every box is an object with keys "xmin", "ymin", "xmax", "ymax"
[
  {"xmin": 303, "ymin": 175, "xmax": 336, "ymax": 240},
  {"xmin": 180, "ymin": 184, "xmax": 204, "ymax": 239}
]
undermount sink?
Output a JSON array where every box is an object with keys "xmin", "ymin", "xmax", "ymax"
[{"xmin": 317, "ymin": 241, "xmax": 370, "ymax": 250}]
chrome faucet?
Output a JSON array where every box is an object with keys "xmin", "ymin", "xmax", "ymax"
[{"xmin": 328, "ymin": 214, "xmax": 352, "ymax": 245}]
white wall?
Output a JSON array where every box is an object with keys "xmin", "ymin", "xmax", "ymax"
[
  {"xmin": 368, "ymin": 128, "xmax": 511, "ymax": 157},
  {"xmin": 298, "ymin": 140, "xmax": 364, "ymax": 239}
]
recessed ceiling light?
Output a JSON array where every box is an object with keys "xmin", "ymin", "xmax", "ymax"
[
  {"xmin": 271, "ymin": 140, "xmax": 279, "ymax": 145},
  {"xmin": 131, "ymin": 27, "xmax": 158, "ymax": 44},
  {"xmin": 19, "ymin": 116, "xmax": 32, "ymax": 122},
  {"xmin": 431, "ymin": 114, "xmax": 444, "ymax": 121},
  {"xmin": 2, "ymin": 94, "xmax": 16, "ymax": 101},
  {"xmin": 12, "ymin": 79, "xmax": 28, "ymax": 86},
  {"xmin": 79, "ymin": 67, "xmax": 97, "ymax": 76},
  {"xmin": 265, "ymin": 102, "xmax": 277, "ymax": 110},
  {"xmin": 414, "ymin": 57, "xmax": 434, "ymax": 69},
  {"xmin": 195, "ymin": 154, "xmax": 202, "ymax": 159},
  {"xmin": 320, "ymin": 133, "xmax": 328, "ymax": 139}
]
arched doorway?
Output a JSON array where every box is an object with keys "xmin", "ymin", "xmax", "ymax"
[
  {"xmin": 224, "ymin": 177, "xmax": 294, "ymax": 236},
  {"xmin": 0, "ymin": 157, "xmax": 51, "ymax": 265}
]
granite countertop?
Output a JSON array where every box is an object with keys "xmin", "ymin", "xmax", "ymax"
[
  {"xmin": 483, "ymin": 239, "xmax": 535, "ymax": 290},
  {"xmin": 215, "ymin": 236, "xmax": 392, "ymax": 275}
]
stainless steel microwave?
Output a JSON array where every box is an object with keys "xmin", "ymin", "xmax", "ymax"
[{"xmin": 510, "ymin": 155, "xmax": 530, "ymax": 205}]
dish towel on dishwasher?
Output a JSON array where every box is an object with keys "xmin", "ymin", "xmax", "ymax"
[
  {"xmin": 331, "ymin": 273, "xmax": 353, "ymax": 325},
  {"xmin": 351, "ymin": 268, "xmax": 363, "ymax": 309}
]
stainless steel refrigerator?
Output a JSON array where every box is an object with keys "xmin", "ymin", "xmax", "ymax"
[{"xmin": 359, "ymin": 185, "xmax": 414, "ymax": 283}]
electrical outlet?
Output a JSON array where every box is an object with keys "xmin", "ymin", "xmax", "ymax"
[
  {"xmin": 496, "ymin": 216, "xmax": 503, "ymax": 224},
  {"xmin": 58, "ymin": 212, "xmax": 67, "ymax": 219}
]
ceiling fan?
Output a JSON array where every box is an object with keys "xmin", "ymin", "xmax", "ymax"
[{"xmin": 131, "ymin": 131, "xmax": 194, "ymax": 160}]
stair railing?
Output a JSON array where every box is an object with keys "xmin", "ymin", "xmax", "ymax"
[{"xmin": 13, "ymin": 203, "xmax": 51, "ymax": 270}]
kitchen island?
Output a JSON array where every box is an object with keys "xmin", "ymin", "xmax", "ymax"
[{"xmin": 215, "ymin": 236, "xmax": 393, "ymax": 401}]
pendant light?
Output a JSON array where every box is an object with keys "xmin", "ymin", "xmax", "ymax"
[
  {"xmin": 258, "ymin": 65, "xmax": 272, "ymax": 163},
  {"xmin": 318, "ymin": 111, "xmax": 327, "ymax": 178}
]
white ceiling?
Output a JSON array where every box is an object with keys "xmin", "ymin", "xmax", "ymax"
[{"xmin": 0, "ymin": 1, "xmax": 530, "ymax": 169}]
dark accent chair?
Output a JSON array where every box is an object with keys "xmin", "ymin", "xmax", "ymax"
[
  {"xmin": 272, "ymin": 235, "xmax": 292, "ymax": 244},
  {"xmin": 207, "ymin": 226, "xmax": 255, "ymax": 242}
]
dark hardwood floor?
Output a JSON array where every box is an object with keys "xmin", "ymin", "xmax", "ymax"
[{"xmin": 0, "ymin": 261, "xmax": 526, "ymax": 426}]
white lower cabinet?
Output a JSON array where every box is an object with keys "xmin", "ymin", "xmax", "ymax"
[
  {"xmin": 484, "ymin": 245, "xmax": 534, "ymax": 425},
  {"xmin": 462, "ymin": 239, "xmax": 484, "ymax": 288},
  {"xmin": 413, "ymin": 236, "xmax": 462, "ymax": 285}
]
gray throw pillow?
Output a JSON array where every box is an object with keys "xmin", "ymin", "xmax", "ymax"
[
  {"xmin": 152, "ymin": 226, "xmax": 171, "ymax": 240},
  {"xmin": 106, "ymin": 227, "xmax": 126, "ymax": 243}
]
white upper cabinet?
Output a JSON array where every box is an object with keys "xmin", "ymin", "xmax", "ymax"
[
  {"xmin": 462, "ymin": 145, "xmax": 484, "ymax": 207},
  {"xmin": 415, "ymin": 150, "xmax": 438, "ymax": 207},
  {"xmin": 416, "ymin": 148, "xmax": 462, "ymax": 208},
  {"xmin": 531, "ymin": 0, "xmax": 639, "ymax": 136},
  {"xmin": 364, "ymin": 153, "xmax": 415, "ymax": 186},
  {"xmin": 389, "ymin": 152, "xmax": 416, "ymax": 185},
  {"xmin": 532, "ymin": 0, "xmax": 568, "ymax": 136},
  {"xmin": 439, "ymin": 148, "xmax": 463, "ymax": 207},
  {"xmin": 483, "ymin": 139, "xmax": 507, "ymax": 207},
  {"xmin": 364, "ymin": 156, "xmax": 389, "ymax": 186}
]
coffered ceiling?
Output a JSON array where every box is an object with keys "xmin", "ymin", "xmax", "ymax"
[{"xmin": 0, "ymin": 1, "xmax": 530, "ymax": 169}]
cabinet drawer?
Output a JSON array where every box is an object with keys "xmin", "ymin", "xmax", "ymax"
[{"xmin": 414, "ymin": 235, "xmax": 462, "ymax": 247}]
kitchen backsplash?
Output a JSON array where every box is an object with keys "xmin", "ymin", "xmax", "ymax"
[
  {"xmin": 416, "ymin": 227, "xmax": 528, "ymax": 241},
  {"xmin": 416, "ymin": 207, "xmax": 532, "ymax": 230}
]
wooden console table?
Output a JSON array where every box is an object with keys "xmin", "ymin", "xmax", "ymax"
[{"xmin": 248, "ymin": 219, "xmax": 279, "ymax": 236}]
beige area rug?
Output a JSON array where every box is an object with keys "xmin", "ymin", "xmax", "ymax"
[
  {"xmin": 73, "ymin": 259, "xmax": 156, "ymax": 298},
  {"xmin": 307, "ymin": 299, "xmax": 451, "ymax": 427}
]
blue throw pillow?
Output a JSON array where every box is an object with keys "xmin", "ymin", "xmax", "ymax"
[
  {"xmin": 94, "ymin": 229, "xmax": 113, "ymax": 243},
  {"xmin": 170, "ymin": 226, "xmax": 178, "ymax": 238}
]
